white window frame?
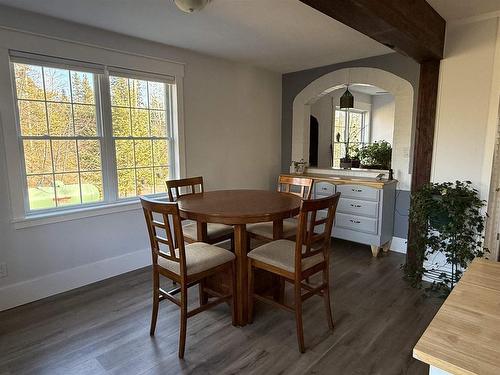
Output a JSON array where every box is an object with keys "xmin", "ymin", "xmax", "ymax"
[
  {"xmin": 332, "ymin": 105, "xmax": 371, "ymax": 168},
  {"xmin": 10, "ymin": 56, "xmax": 108, "ymax": 214},
  {"xmin": 0, "ymin": 29, "xmax": 186, "ymax": 228},
  {"xmin": 333, "ymin": 106, "xmax": 370, "ymax": 145},
  {"xmin": 104, "ymin": 68, "xmax": 178, "ymax": 203}
]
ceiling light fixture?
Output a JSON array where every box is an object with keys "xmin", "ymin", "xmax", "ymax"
[
  {"xmin": 340, "ymin": 85, "xmax": 354, "ymax": 109},
  {"xmin": 173, "ymin": 0, "xmax": 211, "ymax": 13},
  {"xmin": 340, "ymin": 69, "xmax": 354, "ymax": 109}
]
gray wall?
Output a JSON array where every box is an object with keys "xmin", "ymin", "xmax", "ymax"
[
  {"xmin": 282, "ymin": 53, "xmax": 420, "ymax": 239},
  {"xmin": 394, "ymin": 190, "xmax": 411, "ymax": 238}
]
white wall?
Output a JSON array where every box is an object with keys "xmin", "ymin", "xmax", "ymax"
[
  {"xmin": 310, "ymin": 90, "xmax": 371, "ymax": 168},
  {"xmin": 432, "ymin": 16, "xmax": 500, "ymax": 199},
  {"xmin": 0, "ymin": 7, "xmax": 282, "ymax": 310},
  {"xmin": 371, "ymin": 94, "xmax": 395, "ymax": 144}
]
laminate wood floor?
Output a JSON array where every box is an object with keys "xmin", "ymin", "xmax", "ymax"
[{"xmin": 0, "ymin": 239, "xmax": 442, "ymax": 375}]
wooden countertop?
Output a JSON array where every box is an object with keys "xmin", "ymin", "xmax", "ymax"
[
  {"xmin": 282, "ymin": 172, "xmax": 398, "ymax": 189},
  {"xmin": 413, "ymin": 259, "xmax": 500, "ymax": 375}
]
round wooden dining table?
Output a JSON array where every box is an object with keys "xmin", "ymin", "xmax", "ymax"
[{"xmin": 177, "ymin": 189, "xmax": 302, "ymax": 326}]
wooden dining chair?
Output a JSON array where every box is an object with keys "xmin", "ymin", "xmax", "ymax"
[
  {"xmin": 141, "ymin": 197, "xmax": 236, "ymax": 358},
  {"xmin": 166, "ymin": 176, "xmax": 234, "ymax": 247},
  {"xmin": 247, "ymin": 192, "xmax": 340, "ymax": 353},
  {"xmin": 247, "ymin": 175, "xmax": 313, "ymax": 241}
]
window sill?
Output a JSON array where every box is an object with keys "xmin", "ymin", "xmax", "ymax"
[{"xmin": 12, "ymin": 200, "xmax": 145, "ymax": 229}]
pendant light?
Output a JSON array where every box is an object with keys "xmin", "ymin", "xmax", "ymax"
[
  {"xmin": 340, "ymin": 69, "xmax": 354, "ymax": 109},
  {"xmin": 340, "ymin": 85, "xmax": 354, "ymax": 109}
]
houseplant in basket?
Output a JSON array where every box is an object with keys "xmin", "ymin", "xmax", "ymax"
[{"xmin": 404, "ymin": 180, "xmax": 488, "ymax": 297}]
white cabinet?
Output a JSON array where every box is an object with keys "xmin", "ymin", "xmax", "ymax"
[
  {"xmin": 312, "ymin": 178, "xmax": 396, "ymax": 257},
  {"xmin": 337, "ymin": 198, "xmax": 378, "ymax": 218},
  {"xmin": 335, "ymin": 213, "xmax": 378, "ymax": 235},
  {"xmin": 336, "ymin": 184, "xmax": 379, "ymax": 201}
]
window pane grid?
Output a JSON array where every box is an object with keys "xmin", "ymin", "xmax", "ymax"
[
  {"xmin": 20, "ymin": 135, "xmax": 100, "ymax": 140},
  {"xmin": 333, "ymin": 108, "xmax": 369, "ymax": 168},
  {"xmin": 68, "ymin": 67, "xmax": 85, "ymax": 205},
  {"xmin": 12, "ymin": 59, "xmax": 176, "ymax": 215},
  {"xmin": 15, "ymin": 62, "xmax": 104, "ymax": 211},
  {"xmin": 111, "ymin": 136, "xmax": 173, "ymax": 141},
  {"xmin": 26, "ymin": 169, "xmax": 102, "ymax": 177},
  {"xmin": 110, "ymin": 74, "xmax": 171, "ymax": 198},
  {"xmin": 43, "ymin": 68, "xmax": 61, "ymax": 205},
  {"xmin": 105, "ymin": 104, "xmax": 165, "ymax": 111},
  {"xmin": 16, "ymin": 98, "xmax": 95, "ymax": 106}
]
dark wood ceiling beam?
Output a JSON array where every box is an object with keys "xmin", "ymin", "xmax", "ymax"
[{"xmin": 299, "ymin": 0, "xmax": 446, "ymax": 62}]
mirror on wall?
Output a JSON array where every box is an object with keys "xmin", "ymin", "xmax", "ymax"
[{"xmin": 308, "ymin": 84, "xmax": 395, "ymax": 170}]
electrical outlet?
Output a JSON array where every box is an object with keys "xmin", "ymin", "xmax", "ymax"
[{"xmin": 0, "ymin": 262, "xmax": 7, "ymax": 278}]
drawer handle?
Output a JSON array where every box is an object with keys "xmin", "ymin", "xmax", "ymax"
[
  {"xmin": 349, "ymin": 219, "xmax": 361, "ymax": 224},
  {"xmin": 350, "ymin": 204, "xmax": 362, "ymax": 208},
  {"xmin": 322, "ymin": 187, "xmax": 328, "ymax": 190},
  {"xmin": 351, "ymin": 188, "xmax": 362, "ymax": 192}
]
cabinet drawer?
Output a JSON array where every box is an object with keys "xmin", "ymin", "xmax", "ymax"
[
  {"xmin": 338, "ymin": 198, "xmax": 378, "ymax": 218},
  {"xmin": 314, "ymin": 181, "xmax": 335, "ymax": 197},
  {"xmin": 335, "ymin": 213, "xmax": 378, "ymax": 234},
  {"xmin": 336, "ymin": 184, "xmax": 379, "ymax": 201}
]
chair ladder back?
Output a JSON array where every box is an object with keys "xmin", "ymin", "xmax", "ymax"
[
  {"xmin": 295, "ymin": 193, "xmax": 341, "ymax": 272},
  {"xmin": 166, "ymin": 176, "xmax": 204, "ymax": 201},
  {"xmin": 277, "ymin": 175, "xmax": 313, "ymax": 199},
  {"xmin": 140, "ymin": 197, "xmax": 188, "ymax": 276}
]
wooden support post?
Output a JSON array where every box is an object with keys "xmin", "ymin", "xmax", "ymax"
[{"xmin": 407, "ymin": 60, "xmax": 441, "ymax": 270}]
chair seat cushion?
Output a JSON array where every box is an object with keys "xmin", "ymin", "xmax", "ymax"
[
  {"xmin": 183, "ymin": 222, "xmax": 233, "ymax": 240},
  {"xmin": 158, "ymin": 242, "xmax": 235, "ymax": 276},
  {"xmin": 248, "ymin": 239, "xmax": 324, "ymax": 273},
  {"xmin": 247, "ymin": 218, "xmax": 297, "ymax": 239}
]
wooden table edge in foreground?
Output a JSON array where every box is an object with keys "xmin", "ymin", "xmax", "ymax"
[
  {"xmin": 413, "ymin": 258, "xmax": 500, "ymax": 375},
  {"xmin": 177, "ymin": 190, "xmax": 302, "ymax": 326}
]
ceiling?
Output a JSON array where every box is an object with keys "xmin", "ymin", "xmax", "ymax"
[
  {"xmin": 0, "ymin": 0, "xmax": 392, "ymax": 73},
  {"xmin": 349, "ymin": 84, "xmax": 391, "ymax": 96},
  {"xmin": 2, "ymin": 1, "xmax": 498, "ymax": 73},
  {"xmin": 426, "ymin": 0, "xmax": 500, "ymax": 20},
  {"xmin": 325, "ymin": 84, "xmax": 391, "ymax": 97}
]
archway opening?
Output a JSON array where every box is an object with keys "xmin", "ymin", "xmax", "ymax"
[{"xmin": 292, "ymin": 67, "xmax": 414, "ymax": 191}]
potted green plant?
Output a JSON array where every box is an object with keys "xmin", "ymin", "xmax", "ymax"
[
  {"xmin": 338, "ymin": 136, "xmax": 352, "ymax": 169},
  {"xmin": 350, "ymin": 146, "xmax": 361, "ymax": 168},
  {"xmin": 359, "ymin": 141, "xmax": 392, "ymax": 170},
  {"xmin": 404, "ymin": 181, "xmax": 488, "ymax": 297},
  {"xmin": 339, "ymin": 156, "xmax": 352, "ymax": 169}
]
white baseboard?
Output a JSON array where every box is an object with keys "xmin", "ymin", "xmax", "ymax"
[
  {"xmin": 0, "ymin": 237, "xmax": 409, "ymax": 312},
  {"xmin": 390, "ymin": 236, "xmax": 407, "ymax": 254},
  {"xmin": 0, "ymin": 248, "xmax": 150, "ymax": 312}
]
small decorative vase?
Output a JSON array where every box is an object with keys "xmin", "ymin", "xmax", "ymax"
[
  {"xmin": 296, "ymin": 163, "xmax": 306, "ymax": 174},
  {"xmin": 291, "ymin": 159, "xmax": 307, "ymax": 174}
]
